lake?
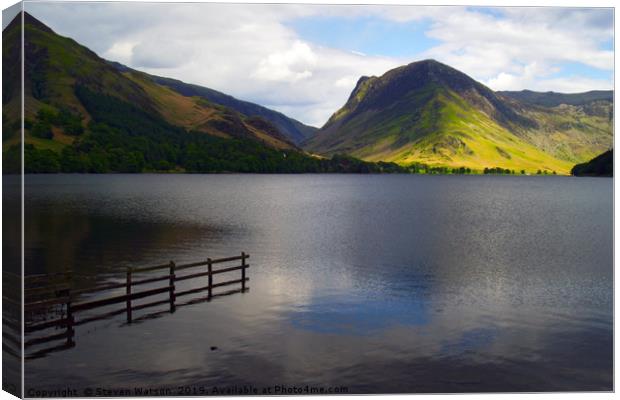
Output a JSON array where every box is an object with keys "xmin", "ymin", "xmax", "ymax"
[{"xmin": 21, "ymin": 174, "xmax": 612, "ymax": 393}]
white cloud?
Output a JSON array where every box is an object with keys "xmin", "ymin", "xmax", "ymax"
[
  {"xmin": 418, "ymin": 7, "xmax": 613, "ymax": 93},
  {"xmin": 510, "ymin": 76, "xmax": 613, "ymax": 93},
  {"xmin": 131, "ymin": 39, "xmax": 196, "ymax": 69},
  {"xmin": 253, "ymin": 41, "xmax": 317, "ymax": 82},
  {"xmin": 103, "ymin": 41, "xmax": 137, "ymax": 65},
  {"xmin": 335, "ymin": 75, "xmax": 359, "ymax": 88},
  {"xmin": 23, "ymin": 2, "xmax": 613, "ymax": 127}
]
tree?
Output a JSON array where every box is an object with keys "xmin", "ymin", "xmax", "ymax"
[
  {"xmin": 31, "ymin": 120, "xmax": 53, "ymax": 139},
  {"xmin": 60, "ymin": 146, "xmax": 92, "ymax": 172},
  {"xmin": 24, "ymin": 144, "xmax": 60, "ymax": 173}
]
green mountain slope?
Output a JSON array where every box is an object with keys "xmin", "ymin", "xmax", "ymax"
[
  {"xmin": 145, "ymin": 72, "xmax": 317, "ymax": 145},
  {"xmin": 3, "ymin": 12, "xmax": 301, "ymax": 153},
  {"xmin": 305, "ymin": 60, "xmax": 613, "ymax": 174},
  {"xmin": 106, "ymin": 60, "xmax": 317, "ymax": 145},
  {"xmin": 499, "ymin": 93, "xmax": 613, "ymax": 165}
]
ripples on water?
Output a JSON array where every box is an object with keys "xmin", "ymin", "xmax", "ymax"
[{"xmin": 20, "ymin": 174, "xmax": 612, "ymax": 392}]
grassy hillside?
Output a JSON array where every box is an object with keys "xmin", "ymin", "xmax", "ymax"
[
  {"xmin": 122, "ymin": 70, "xmax": 297, "ymax": 150},
  {"xmin": 305, "ymin": 60, "xmax": 613, "ymax": 174},
  {"xmin": 142, "ymin": 71, "xmax": 318, "ymax": 144},
  {"xmin": 507, "ymin": 100, "xmax": 613, "ymax": 164},
  {"xmin": 311, "ymin": 83, "xmax": 573, "ymax": 173}
]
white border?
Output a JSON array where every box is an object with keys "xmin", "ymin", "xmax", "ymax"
[{"xmin": 0, "ymin": 1, "xmax": 616, "ymax": 400}]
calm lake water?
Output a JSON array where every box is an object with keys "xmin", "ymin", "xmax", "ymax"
[{"xmin": 22, "ymin": 174, "xmax": 612, "ymax": 393}]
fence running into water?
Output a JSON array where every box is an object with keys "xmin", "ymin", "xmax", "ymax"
[{"xmin": 3, "ymin": 253, "xmax": 250, "ymax": 359}]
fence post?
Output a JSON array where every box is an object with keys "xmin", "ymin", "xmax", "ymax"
[
  {"xmin": 65, "ymin": 274, "xmax": 75, "ymax": 347},
  {"xmin": 207, "ymin": 258, "xmax": 213, "ymax": 299},
  {"xmin": 241, "ymin": 252, "xmax": 247, "ymax": 292},
  {"xmin": 64, "ymin": 270, "xmax": 73, "ymax": 298},
  {"xmin": 169, "ymin": 261, "xmax": 176, "ymax": 313},
  {"xmin": 66, "ymin": 300, "xmax": 75, "ymax": 347},
  {"xmin": 126, "ymin": 268, "xmax": 132, "ymax": 323}
]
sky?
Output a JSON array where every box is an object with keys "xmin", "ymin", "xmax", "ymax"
[{"xmin": 10, "ymin": 1, "xmax": 616, "ymax": 127}]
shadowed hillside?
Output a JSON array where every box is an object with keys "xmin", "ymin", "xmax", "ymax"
[{"xmin": 571, "ymin": 149, "xmax": 613, "ymax": 177}]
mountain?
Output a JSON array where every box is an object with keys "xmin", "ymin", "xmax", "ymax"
[
  {"xmin": 305, "ymin": 59, "xmax": 613, "ymax": 174},
  {"xmin": 498, "ymin": 90, "xmax": 613, "ymax": 108},
  {"xmin": 106, "ymin": 60, "xmax": 317, "ymax": 145},
  {"xmin": 3, "ymin": 12, "xmax": 300, "ymax": 150},
  {"xmin": 4, "ymin": 12, "xmax": 382, "ymax": 174},
  {"xmin": 571, "ymin": 149, "xmax": 613, "ymax": 177},
  {"xmin": 144, "ymin": 73, "xmax": 317, "ymax": 145}
]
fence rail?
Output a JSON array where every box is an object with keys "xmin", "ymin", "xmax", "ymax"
[{"xmin": 21, "ymin": 252, "xmax": 250, "ymax": 359}]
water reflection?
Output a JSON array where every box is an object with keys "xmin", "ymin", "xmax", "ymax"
[
  {"xmin": 25, "ymin": 287, "xmax": 247, "ymax": 360},
  {"xmin": 25, "ymin": 208, "xmax": 230, "ymax": 277},
  {"xmin": 289, "ymin": 293, "xmax": 429, "ymax": 335},
  {"xmin": 23, "ymin": 174, "xmax": 612, "ymax": 393}
]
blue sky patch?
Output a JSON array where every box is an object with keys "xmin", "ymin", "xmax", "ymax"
[
  {"xmin": 287, "ymin": 16, "xmax": 439, "ymax": 58},
  {"xmin": 553, "ymin": 62, "xmax": 612, "ymax": 81},
  {"xmin": 466, "ymin": 6, "xmax": 506, "ymax": 19}
]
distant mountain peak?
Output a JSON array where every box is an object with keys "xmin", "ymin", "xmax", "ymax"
[
  {"xmin": 393, "ymin": 58, "xmax": 485, "ymax": 92},
  {"xmin": 306, "ymin": 59, "xmax": 612, "ymax": 174},
  {"xmin": 322, "ymin": 58, "xmax": 525, "ymax": 130},
  {"xmin": 4, "ymin": 11, "xmax": 54, "ymax": 34},
  {"xmin": 403, "ymin": 58, "xmax": 447, "ymax": 69},
  {"xmin": 499, "ymin": 89, "xmax": 613, "ymax": 108}
]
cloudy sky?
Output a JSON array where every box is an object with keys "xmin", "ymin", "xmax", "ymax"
[{"xmin": 14, "ymin": 2, "xmax": 615, "ymax": 127}]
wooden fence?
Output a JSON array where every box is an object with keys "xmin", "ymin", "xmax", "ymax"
[{"xmin": 17, "ymin": 252, "xmax": 249, "ymax": 359}]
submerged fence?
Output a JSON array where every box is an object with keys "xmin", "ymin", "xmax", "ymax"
[{"xmin": 5, "ymin": 253, "xmax": 249, "ymax": 359}]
